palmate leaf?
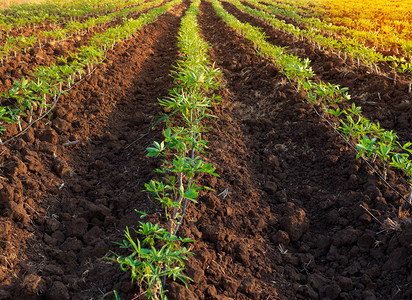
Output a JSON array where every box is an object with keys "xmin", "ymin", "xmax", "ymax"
[
  {"xmin": 328, "ymin": 107, "xmax": 344, "ymax": 117},
  {"xmin": 356, "ymin": 136, "xmax": 377, "ymax": 159},
  {"xmin": 183, "ymin": 188, "xmax": 198, "ymax": 202},
  {"xmin": 378, "ymin": 144, "xmax": 392, "ymax": 158},
  {"xmin": 147, "ymin": 141, "xmax": 165, "ymax": 157}
]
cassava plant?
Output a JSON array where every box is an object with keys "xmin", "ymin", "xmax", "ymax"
[
  {"xmin": 0, "ymin": 0, "xmax": 183, "ymax": 138},
  {"xmin": 108, "ymin": 222, "xmax": 194, "ymax": 300},
  {"xmin": 211, "ymin": 0, "xmax": 412, "ymax": 204},
  {"xmin": 391, "ymin": 147, "xmax": 412, "ymax": 203},
  {"xmin": 110, "ymin": 0, "xmax": 222, "ymax": 298}
]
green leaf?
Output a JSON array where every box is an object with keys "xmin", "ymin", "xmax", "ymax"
[
  {"xmin": 135, "ymin": 210, "xmax": 148, "ymax": 219},
  {"xmin": 113, "ymin": 290, "xmax": 120, "ymax": 300},
  {"xmin": 183, "ymin": 188, "xmax": 198, "ymax": 200}
]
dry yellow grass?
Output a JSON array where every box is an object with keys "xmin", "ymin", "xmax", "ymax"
[{"xmin": 0, "ymin": 0, "xmax": 46, "ymax": 9}]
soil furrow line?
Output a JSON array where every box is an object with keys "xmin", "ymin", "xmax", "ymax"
[
  {"xmin": 164, "ymin": 1, "xmax": 287, "ymax": 298},
  {"xmin": 221, "ymin": 1, "xmax": 412, "ymax": 141},
  {"xmin": 192, "ymin": 1, "xmax": 410, "ymax": 299},
  {"xmin": 0, "ymin": 1, "xmax": 167, "ymax": 97},
  {"xmin": 0, "ymin": 2, "xmax": 189, "ymax": 298}
]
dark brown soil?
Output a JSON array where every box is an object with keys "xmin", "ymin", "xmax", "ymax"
[
  {"xmin": 0, "ymin": 0, "xmax": 166, "ymax": 95},
  {"xmin": 222, "ymin": 1, "xmax": 412, "ymax": 142},
  {"xmin": 0, "ymin": 3, "xmax": 188, "ymax": 299},
  {"xmin": 0, "ymin": 24, "xmax": 65, "ymax": 45},
  {"xmin": 0, "ymin": 1, "xmax": 411, "ymax": 300},
  {"xmin": 0, "ymin": 26, "xmax": 111, "ymax": 95}
]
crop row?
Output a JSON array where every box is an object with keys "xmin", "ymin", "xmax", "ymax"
[
  {"xmin": 210, "ymin": 0, "xmax": 412, "ymax": 204},
  {"xmin": 242, "ymin": 0, "xmax": 412, "ymax": 91},
  {"xmin": 313, "ymin": 0, "xmax": 412, "ymax": 45},
  {"xmin": 262, "ymin": 0, "xmax": 412, "ymax": 60},
  {"xmin": 0, "ymin": 0, "xmax": 139, "ymax": 32},
  {"xmin": 262, "ymin": 0, "xmax": 321, "ymax": 18},
  {"xmin": 0, "ymin": 0, "xmax": 162, "ymax": 64},
  {"xmin": 0, "ymin": 0, "xmax": 181, "ymax": 140},
  {"xmin": 268, "ymin": 0, "xmax": 412, "ymax": 53},
  {"xmin": 109, "ymin": 0, "xmax": 222, "ymax": 298}
]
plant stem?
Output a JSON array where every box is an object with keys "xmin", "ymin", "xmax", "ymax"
[{"xmin": 169, "ymin": 172, "xmax": 183, "ymax": 233}]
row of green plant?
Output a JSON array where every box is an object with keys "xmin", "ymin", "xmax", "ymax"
[
  {"xmin": 0, "ymin": 0, "xmax": 182, "ymax": 136},
  {"xmin": 244, "ymin": 0, "xmax": 385, "ymax": 65},
  {"xmin": 2, "ymin": 0, "xmax": 119, "ymax": 17},
  {"xmin": 263, "ymin": 0, "xmax": 412, "ymax": 56},
  {"xmin": 260, "ymin": 0, "xmax": 412, "ymax": 66},
  {"xmin": 0, "ymin": 0, "xmax": 160, "ymax": 64},
  {"xmin": 210, "ymin": 0, "xmax": 412, "ymax": 204},
  {"xmin": 328, "ymin": 104, "xmax": 412, "ymax": 202},
  {"xmin": 259, "ymin": 0, "xmax": 322, "ymax": 18},
  {"xmin": 0, "ymin": 0, "xmax": 136, "ymax": 33},
  {"xmin": 228, "ymin": 0, "xmax": 412, "ymax": 198},
  {"xmin": 109, "ymin": 0, "xmax": 223, "ymax": 299},
  {"xmin": 240, "ymin": 0, "xmax": 412, "ymax": 92}
]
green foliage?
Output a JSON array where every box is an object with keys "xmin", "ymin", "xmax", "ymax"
[
  {"xmin": 0, "ymin": 0, "xmax": 158, "ymax": 62},
  {"xmin": 237, "ymin": 0, "xmax": 411, "ymax": 89},
  {"xmin": 111, "ymin": 1, "xmax": 222, "ymax": 299},
  {"xmin": 0, "ymin": 0, "xmax": 182, "ymax": 136},
  {"xmin": 211, "ymin": 0, "xmax": 412, "ymax": 202},
  {"xmin": 108, "ymin": 225, "xmax": 193, "ymax": 300}
]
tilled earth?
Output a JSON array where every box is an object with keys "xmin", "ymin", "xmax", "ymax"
[
  {"xmin": 0, "ymin": 1, "xmax": 167, "ymax": 95},
  {"xmin": 226, "ymin": 1, "xmax": 412, "ymax": 141},
  {"xmin": 0, "ymin": 1, "xmax": 411, "ymax": 299}
]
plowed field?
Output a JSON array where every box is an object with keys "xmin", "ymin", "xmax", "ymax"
[{"xmin": 0, "ymin": 1, "xmax": 411, "ymax": 299}]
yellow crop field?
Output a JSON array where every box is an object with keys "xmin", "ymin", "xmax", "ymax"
[
  {"xmin": 257, "ymin": 0, "xmax": 412, "ymax": 91},
  {"xmin": 272, "ymin": 0, "xmax": 412, "ymax": 55},
  {"xmin": 0, "ymin": 0, "xmax": 46, "ymax": 9},
  {"xmin": 321, "ymin": 0, "xmax": 412, "ymax": 51}
]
